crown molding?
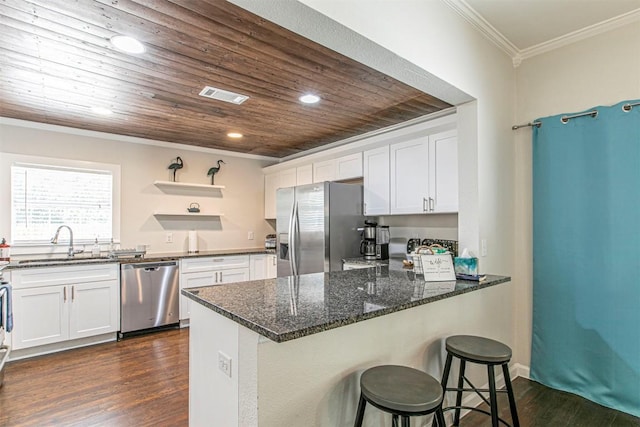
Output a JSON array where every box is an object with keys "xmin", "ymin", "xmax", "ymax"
[
  {"xmin": 0, "ymin": 117, "xmax": 278, "ymax": 161},
  {"xmin": 440, "ymin": 0, "xmax": 520, "ymax": 60},
  {"xmin": 519, "ymin": 8, "xmax": 640, "ymax": 61},
  {"xmin": 441, "ymin": 0, "xmax": 640, "ymax": 68}
]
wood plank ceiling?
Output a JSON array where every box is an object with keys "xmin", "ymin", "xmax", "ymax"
[{"xmin": 0, "ymin": 0, "xmax": 452, "ymax": 158}]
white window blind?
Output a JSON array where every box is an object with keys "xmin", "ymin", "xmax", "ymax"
[{"xmin": 11, "ymin": 163, "xmax": 113, "ymax": 244}]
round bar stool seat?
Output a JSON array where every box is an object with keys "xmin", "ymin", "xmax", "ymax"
[
  {"xmin": 354, "ymin": 365, "xmax": 446, "ymax": 427},
  {"xmin": 446, "ymin": 335, "xmax": 512, "ymax": 364},
  {"xmin": 437, "ymin": 335, "xmax": 520, "ymax": 427}
]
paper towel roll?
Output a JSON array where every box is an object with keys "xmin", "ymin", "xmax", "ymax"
[{"xmin": 188, "ymin": 230, "xmax": 198, "ymax": 253}]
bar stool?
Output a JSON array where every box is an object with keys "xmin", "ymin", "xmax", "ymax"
[
  {"xmin": 436, "ymin": 335, "xmax": 520, "ymax": 427},
  {"xmin": 354, "ymin": 365, "xmax": 446, "ymax": 427}
]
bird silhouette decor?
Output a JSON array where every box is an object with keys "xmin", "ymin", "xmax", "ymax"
[
  {"xmin": 207, "ymin": 160, "xmax": 225, "ymax": 185},
  {"xmin": 168, "ymin": 156, "xmax": 183, "ymax": 182}
]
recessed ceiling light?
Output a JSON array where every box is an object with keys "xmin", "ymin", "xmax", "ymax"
[
  {"xmin": 90, "ymin": 106, "xmax": 113, "ymax": 116},
  {"xmin": 227, "ymin": 132, "xmax": 243, "ymax": 138},
  {"xmin": 299, "ymin": 94, "xmax": 320, "ymax": 104},
  {"xmin": 110, "ymin": 35, "xmax": 145, "ymax": 54}
]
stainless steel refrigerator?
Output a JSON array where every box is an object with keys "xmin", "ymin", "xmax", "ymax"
[{"xmin": 276, "ymin": 182, "xmax": 364, "ymax": 277}]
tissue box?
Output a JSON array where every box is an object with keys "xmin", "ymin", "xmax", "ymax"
[{"xmin": 454, "ymin": 257, "xmax": 478, "ymax": 276}]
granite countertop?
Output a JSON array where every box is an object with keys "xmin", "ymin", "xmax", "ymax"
[
  {"xmin": 182, "ymin": 264, "xmax": 511, "ymax": 343},
  {"xmin": 6, "ymin": 248, "xmax": 274, "ymax": 269}
]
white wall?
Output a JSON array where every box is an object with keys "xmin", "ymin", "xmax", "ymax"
[
  {"xmin": 0, "ymin": 120, "xmax": 275, "ymax": 255},
  {"xmin": 513, "ymin": 21, "xmax": 640, "ymax": 365}
]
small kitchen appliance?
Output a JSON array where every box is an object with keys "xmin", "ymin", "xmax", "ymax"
[
  {"xmin": 375, "ymin": 225, "xmax": 390, "ymax": 260},
  {"xmin": 265, "ymin": 234, "xmax": 276, "ymax": 249},
  {"xmin": 360, "ymin": 220, "xmax": 378, "ymax": 260}
]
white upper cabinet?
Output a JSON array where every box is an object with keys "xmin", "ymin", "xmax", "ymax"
[
  {"xmin": 296, "ymin": 164, "xmax": 313, "ymax": 186},
  {"xmin": 264, "ymin": 173, "xmax": 279, "ymax": 219},
  {"xmin": 313, "ymin": 159, "xmax": 336, "ymax": 183},
  {"xmin": 390, "ymin": 138, "xmax": 430, "ymax": 214},
  {"xmin": 389, "ymin": 129, "xmax": 458, "ymax": 214},
  {"xmin": 264, "ymin": 168, "xmax": 298, "ymax": 219},
  {"xmin": 335, "ymin": 152, "xmax": 363, "ymax": 180},
  {"xmin": 428, "ymin": 129, "xmax": 458, "ymax": 213},
  {"xmin": 313, "ymin": 153, "xmax": 363, "ymax": 183},
  {"xmin": 279, "ymin": 168, "xmax": 297, "ymax": 189},
  {"xmin": 363, "ymin": 146, "xmax": 390, "ymax": 215}
]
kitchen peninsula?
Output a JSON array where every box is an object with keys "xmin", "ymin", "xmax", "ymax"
[{"xmin": 182, "ymin": 262, "xmax": 511, "ymax": 426}]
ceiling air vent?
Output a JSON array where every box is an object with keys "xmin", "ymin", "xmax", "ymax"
[{"xmin": 199, "ymin": 86, "xmax": 249, "ymax": 105}]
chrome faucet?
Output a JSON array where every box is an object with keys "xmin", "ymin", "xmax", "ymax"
[{"xmin": 51, "ymin": 225, "xmax": 84, "ymax": 257}]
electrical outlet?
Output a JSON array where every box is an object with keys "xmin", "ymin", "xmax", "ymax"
[
  {"xmin": 166, "ymin": 232, "xmax": 173, "ymax": 243},
  {"xmin": 218, "ymin": 351, "xmax": 232, "ymax": 378},
  {"xmin": 248, "ymin": 231, "xmax": 254, "ymax": 240},
  {"xmin": 481, "ymin": 239, "xmax": 488, "ymax": 257}
]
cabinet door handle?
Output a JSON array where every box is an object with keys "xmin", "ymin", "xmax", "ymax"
[
  {"xmin": 363, "ymin": 202, "xmax": 367, "ymax": 215},
  {"xmin": 63, "ymin": 286, "xmax": 67, "ymax": 302},
  {"xmin": 214, "ymin": 272, "xmax": 219, "ymax": 283},
  {"xmin": 219, "ymin": 271, "xmax": 223, "ymax": 283},
  {"xmin": 429, "ymin": 197, "xmax": 435, "ymax": 211},
  {"xmin": 72, "ymin": 285, "xmax": 75, "ymax": 302},
  {"xmin": 423, "ymin": 198, "xmax": 427, "ymax": 212},
  {"xmin": 212, "ymin": 258, "xmax": 224, "ymax": 263}
]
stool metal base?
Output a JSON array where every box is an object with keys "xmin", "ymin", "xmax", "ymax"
[{"xmin": 435, "ymin": 337, "xmax": 520, "ymax": 427}]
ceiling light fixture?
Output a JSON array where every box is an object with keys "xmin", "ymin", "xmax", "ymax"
[
  {"xmin": 110, "ymin": 35, "xmax": 145, "ymax": 54},
  {"xmin": 90, "ymin": 106, "xmax": 113, "ymax": 116},
  {"xmin": 227, "ymin": 132, "xmax": 243, "ymax": 138},
  {"xmin": 299, "ymin": 94, "xmax": 320, "ymax": 104}
]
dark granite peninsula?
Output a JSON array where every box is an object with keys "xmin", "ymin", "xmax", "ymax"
[{"xmin": 183, "ymin": 263, "xmax": 511, "ymax": 427}]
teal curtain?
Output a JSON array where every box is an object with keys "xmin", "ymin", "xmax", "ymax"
[{"xmin": 532, "ymin": 100, "xmax": 640, "ymax": 417}]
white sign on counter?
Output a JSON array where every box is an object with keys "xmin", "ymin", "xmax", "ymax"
[{"xmin": 420, "ymin": 254, "xmax": 456, "ymax": 282}]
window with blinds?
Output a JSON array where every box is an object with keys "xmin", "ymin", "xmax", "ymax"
[{"xmin": 11, "ymin": 163, "xmax": 114, "ymax": 244}]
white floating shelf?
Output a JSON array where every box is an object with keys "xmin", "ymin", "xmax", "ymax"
[
  {"xmin": 154, "ymin": 212, "xmax": 224, "ymax": 218},
  {"xmin": 154, "ymin": 180, "xmax": 225, "ymax": 190}
]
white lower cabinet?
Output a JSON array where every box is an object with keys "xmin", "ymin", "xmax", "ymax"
[
  {"xmin": 249, "ymin": 254, "xmax": 277, "ymax": 280},
  {"xmin": 266, "ymin": 254, "xmax": 277, "ymax": 278},
  {"xmin": 179, "ymin": 255, "xmax": 250, "ymax": 321},
  {"xmin": 11, "ymin": 264, "xmax": 120, "ymax": 351}
]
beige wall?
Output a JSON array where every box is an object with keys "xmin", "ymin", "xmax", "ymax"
[
  {"xmin": 0, "ymin": 120, "xmax": 275, "ymax": 255},
  {"xmin": 513, "ymin": 22, "xmax": 640, "ymax": 366}
]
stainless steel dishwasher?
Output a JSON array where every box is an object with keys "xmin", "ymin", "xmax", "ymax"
[{"xmin": 120, "ymin": 261, "xmax": 179, "ymax": 336}]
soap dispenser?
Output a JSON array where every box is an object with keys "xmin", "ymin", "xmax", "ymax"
[{"xmin": 92, "ymin": 238, "xmax": 101, "ymax": 256}]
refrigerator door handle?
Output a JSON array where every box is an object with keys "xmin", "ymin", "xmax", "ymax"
[
  {"xmin": 291, "ymin": 201, "xmax": 300, "ymax": 276},
  {"xmin": 288, "ymin": 199, "xmax": 296, "ymax": 275}
]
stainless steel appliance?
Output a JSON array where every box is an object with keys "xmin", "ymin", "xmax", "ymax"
[
  {"xmin": 0, "ymin": 264, "xmax": 11, "ymax": 389},
  {"xmin": 120, "ymin": 261, "xmax": 179, "ymax": 336},
  {"xmin": 359, "ymin": 220, "xmax": 378, "ymax": 260},
  {"xmin": 376, "ymin": 225, "xmax": 390, "ymax": 260},
  {"xmin": 277, "ymin": 182, "xmax": 364, "ymax": 276}
]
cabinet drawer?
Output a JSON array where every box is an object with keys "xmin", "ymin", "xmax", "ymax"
[
  {"xmin": 180, "ymin": 255, "xmax": 249, "ymax": 273},
  {"xmin": 11, "ymin": 264, "xmax": 119, "ymax": 289}
]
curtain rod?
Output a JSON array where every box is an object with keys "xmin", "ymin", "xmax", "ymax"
[
  {"xmin": 513, "ymin": 100, "xmax": 639, "ymax": 130},
  {"xmin": 512, "ymin": 109, "xmax": 597, "ymax": 130},
  {"xmin": 512, "ymin": 122, "xmax": 541, "ymax": 130}
]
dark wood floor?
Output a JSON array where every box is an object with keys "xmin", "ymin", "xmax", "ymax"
[
  {"xmin": 457, "ymin": 374, "xmax": 640, "ymax": 427},
  {"xmin": 0, "ymin": 328, "xmax": 189, "ymax": 427},
  {"xmin": 0, "ymin": 329, "xmax": 638, "ymax": 426}
]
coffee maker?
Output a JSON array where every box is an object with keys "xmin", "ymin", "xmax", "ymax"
[
  {"xmin": 360, "ymin": 220, "xmax": 377, "ymax": 260},
  {"xmin": 375, "ymin": 225, "xmax": 390, "ymax": 260}
]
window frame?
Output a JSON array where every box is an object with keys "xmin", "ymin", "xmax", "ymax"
[{"xmin": 1, "ymin": 154, "xmax": 121, "ymax": 255}]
